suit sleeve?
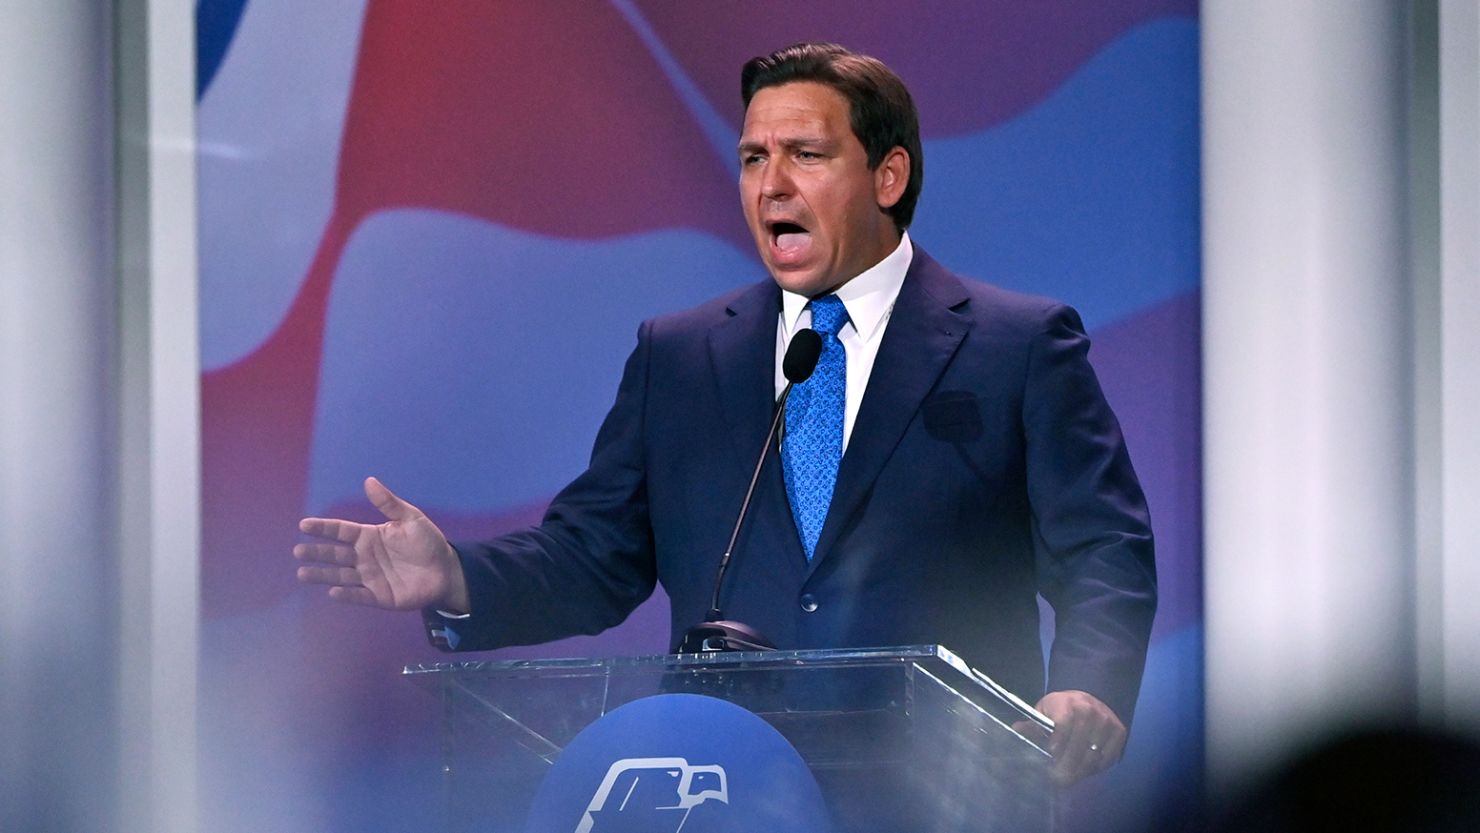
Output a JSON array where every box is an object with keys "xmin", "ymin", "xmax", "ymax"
[
  {"xmin": 1023, "ymin": 304, "xmax": 1157, "ymax": 726},
  {"xmin": 423, "ymin": 321, "xmax": 659, "ymax": 651}
]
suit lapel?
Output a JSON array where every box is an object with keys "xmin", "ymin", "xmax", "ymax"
[
  {"xmin": 707, "ymin": 281, "xmax": 784, "ymax": 483},
  {"xmin": 807, "ymin": 251, "xmax": 972, "ymax": 576}
]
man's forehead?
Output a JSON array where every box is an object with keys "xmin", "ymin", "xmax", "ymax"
[
  {"xmin": 741, "ymin": 83, "xmax": 849, "ymax": 137},
  {"xmin": 745, "ymin": 82, "xmax": 847, "ymax": 117}
]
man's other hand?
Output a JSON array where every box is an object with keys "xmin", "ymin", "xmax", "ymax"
[
  {"xmin": 294, "ymin": 477, "xmax": 470, "ymax": 613},
  {"xmin": 1034, "ymin": 689, "xmax": 1127, "ymax": 785}
]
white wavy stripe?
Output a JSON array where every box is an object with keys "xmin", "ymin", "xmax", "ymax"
[
  {"xmin": 197, "ymin": 0, "xmax": 368, "ymax": 370},
  {"xmin": 307, "ymin": 208, "xmax": 762, "ymax": 516}
]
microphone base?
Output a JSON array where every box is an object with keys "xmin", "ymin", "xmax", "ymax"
[{"xmin": 677, "ymin": 620, "xmax": 777, "ymax": 653}]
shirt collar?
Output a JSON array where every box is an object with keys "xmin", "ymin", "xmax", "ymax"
[{"xmin": 780, "ymin": 232, "xmax": 913, "ymax": 342}]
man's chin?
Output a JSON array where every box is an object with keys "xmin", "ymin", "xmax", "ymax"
[{"xmin": 766, "ymin": 266, "xmax": 835, "ymax": 298}]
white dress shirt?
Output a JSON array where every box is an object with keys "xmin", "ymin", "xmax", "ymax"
[{"xmin": 775, "ymin": 232, "xmax": 913, "ymax": 451}]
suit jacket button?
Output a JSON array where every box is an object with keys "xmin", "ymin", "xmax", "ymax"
[{"xmin": 799, "ymin": 593, "xmax": 819, "ymax": 613}]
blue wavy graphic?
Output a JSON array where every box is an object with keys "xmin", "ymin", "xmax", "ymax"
[
  {"xmin": 913, "ymin": 18, "xmax": 1200, "ymax": 331},
  {"xmin": 197, "ymin": 0, "xmax": 251, "ymax": 98}
]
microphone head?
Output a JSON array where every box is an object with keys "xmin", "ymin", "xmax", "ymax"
[{"xmin": 783, "ymin": 329, "xmax": 823, "ymax": 383}]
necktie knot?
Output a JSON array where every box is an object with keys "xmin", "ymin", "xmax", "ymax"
[{"xmin": 808, "ymin": 295, "xmax": 849, "ymax": 338}]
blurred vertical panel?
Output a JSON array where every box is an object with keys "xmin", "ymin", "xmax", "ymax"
[
  {"xmin": 117, "ymin": 0, "xmax": 202, "ymax": 830},
  {"xmin": 1410, "ymin": 0, "xmax": 1445, "ymax": 729},
  {"xmin": 1412, "ymin": 0, "xmax": 1480, "ymax": 739},
  {"xmin": 1203, "ymin": 0, "xmax": 1416, "ymax": 791},
  {"xmin": 1436, "ymin": 0, "xmax": 1480, "ymax": 728},
  {"xmin": 0, "ymin": 2, "xmax": 201, "ymax": 831},
  {"xmin": 0, "ymin": 4, "xmax": 119, "ymax": 832}
]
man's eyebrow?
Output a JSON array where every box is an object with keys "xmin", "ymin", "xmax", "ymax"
[
  {"xmin": 736, "ymin": 137, "xmax": 832, "ymax": 155},
  {"xmin": 780, "ymin": 137, "xmax": 829, "ymax": 151}
]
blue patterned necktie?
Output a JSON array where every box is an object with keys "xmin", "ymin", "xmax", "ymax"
[{"xmin": 783, "ymin": 294, "xmax": 848, "ymax": 560}]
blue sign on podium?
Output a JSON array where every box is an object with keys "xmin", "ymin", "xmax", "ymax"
[{"xmin": 524, "ymin": 694, "xmax": 832, "ymax": 833}]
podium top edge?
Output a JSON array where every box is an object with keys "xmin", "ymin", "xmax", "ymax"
[
  {"xmin": 401, "ymin": 643, "xmax": 958, "ymax": 676},
  {"xmin": 402, "ymin": 643, "xmax": 1052, "ymax": 733}
]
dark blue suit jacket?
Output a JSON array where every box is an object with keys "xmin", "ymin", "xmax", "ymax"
[{"xmin": 440, "ymin": 249, "xmax": 1157, "ymax": 723}]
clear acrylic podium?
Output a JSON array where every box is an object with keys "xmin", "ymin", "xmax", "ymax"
[{"xmin": 405, "ymin": 644, "xmax": 1055, "ymax": 833}]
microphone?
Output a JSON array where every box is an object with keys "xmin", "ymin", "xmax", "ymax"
[
  {"xmin": 782, "ymin": 328, "xmax": 824, "ymax": 386},
  {"xmin": 678, "ymin": 329, "xmax": 822, "ymax": 653}
]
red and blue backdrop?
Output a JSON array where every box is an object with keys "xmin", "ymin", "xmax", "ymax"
[{"xmin": 195, "ymin": 2, "xmax": 1201, "ymax": 831}]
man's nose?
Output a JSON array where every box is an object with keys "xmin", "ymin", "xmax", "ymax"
[{"xmin": 760, "ymin": 159, "xmax": 793, "ymax": 199}]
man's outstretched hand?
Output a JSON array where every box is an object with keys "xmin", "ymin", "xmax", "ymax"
[{"xmin": 295, "ymin": 477, "xmax": 470, "ymax": 613}]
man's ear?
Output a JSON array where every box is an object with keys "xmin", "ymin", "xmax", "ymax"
[{"xmin": 874, "ymin": 146, "xmax": 910, "ymax": 210}]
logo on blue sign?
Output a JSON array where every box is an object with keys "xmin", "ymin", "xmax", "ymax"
[
  {"xmin": 574, "ymin": 757, "xmax": 728, "ymax": 833},
  {"xmin": 523, "ymin": 693, "xmax": 833, "ymax": 833}
]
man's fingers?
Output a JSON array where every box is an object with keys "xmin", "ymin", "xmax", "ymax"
[
  {"xmin": 1069, "ymin": 729, "xmax": 1119, "ymax": 781},
  {"xmin": 364, "ymin": 476, "xmax": 418, "ymax": 522},
  {"xmin": 328, "ymin": 585, "xmax": 381, "ymax": 607},
  {"xmin": 1100, "ymin": 729, "xmax": 1127, "ymax": 765},
  {"xmin": 1054, "ymin": 734, "xmax": 1095, "ymax": 784},
  {"xmin": 298, "ymin": 477, "xmax": 415, "ymax": 542},
  {"xmin": 1035, "ymin": 689, "xmax": 1130, "ymax": 785},
  {"xmin": 296, "ymin": 565, "xmax": 362, "ymax": 587},
  {"xmin": 1010, "ymin": 719, "xmax": 1051, "ymax": 748},
  {"xmin": 293, "ymin": 542, "xmax": 357, "ymax": 566},
  {"xmin": 1045, "ymin": 709, "xmax": 1076, "ymax": 757},
  {"xmin": 1048, "ymin": 720, "xmax": 1091, "ymax": 784},
  {"xmin": 1051, "ymin": 721, "xmax": 1125, "ymax": 784},
  {"xmin": 299, "ymin": 517, "xmax": 363, "ymax": 544}
]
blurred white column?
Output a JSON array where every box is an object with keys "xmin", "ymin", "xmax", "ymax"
[
  {"xmin": 1435, "ymin": 0, "xmax": 1480, "ymax": 728},
  {"xmin": 0, "ymin": 4, "xmax": 121, "ymax": 831},
  {"xmin": 117, "ymin": 1, "xmax": 202, "ymax": 831},
  {"xmin": 0, "ymin": 3, "xmax": 199, "ymax": 832},
  {"xmin": 1203, "ymin": 0, "xmax": 1415, "ymax": 788}
]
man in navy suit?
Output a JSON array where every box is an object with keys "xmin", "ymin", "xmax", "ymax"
[{"xmin": 295, "ymin": 42, "xmax": 1156, "ymax": 784}]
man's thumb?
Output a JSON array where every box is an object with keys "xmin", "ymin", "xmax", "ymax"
[{"xmin": 364, "ymin": 476, "xmax": 417, "ymax": 522}]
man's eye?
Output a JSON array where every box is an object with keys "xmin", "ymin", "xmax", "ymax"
[
  {"xmin": 797, "ymin": 151, "xmax": 821, "ymax": 160},
  {"xmin": 742, "ymin": 154, "xmax": 765, "ymax": 166}
]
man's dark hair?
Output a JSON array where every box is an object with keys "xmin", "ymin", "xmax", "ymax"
[{"xmin": 741, "ymin": 42, "xmax": 923, "ymax": 233}]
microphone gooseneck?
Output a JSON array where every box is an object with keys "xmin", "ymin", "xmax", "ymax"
[{"xmin": 678, "ymin": 329, "xmax": 821, "ymax": 653}]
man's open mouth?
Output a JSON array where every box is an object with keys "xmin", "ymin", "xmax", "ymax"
[{"xmin": 767, "ymin": 220, "xmax": 812, "ymax": 254}]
